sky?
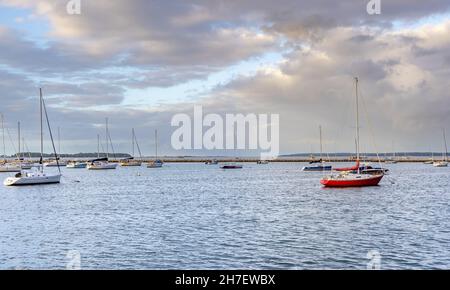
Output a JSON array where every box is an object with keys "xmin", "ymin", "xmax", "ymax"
[{"xmin": 0, "ymin": 0, "xmax": 449, "ymax": 156}]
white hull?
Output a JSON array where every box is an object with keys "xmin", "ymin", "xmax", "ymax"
[
  {"xmin": 66, "ymin": 162, "xmax": 87, "ymax": 169},
  {"xmin": 120, "ymin": 162, "xmax": 142, "ymax": 167},
  {"xmin": 87, "ymin": 162, "xmax": 118, "ymax": 170},
  {"xmin": 0, "ymin": 165, "xmax": 22, "ymax": 173},
  {"xmin": 433, "ymin": 161, "xmax": 448, "ymax": 167},
  {"xmin": 4, "ymin": 173, "xmax": 61, "ymax": 186},
  {"xmin": 147, "ymin": 162, "xmax": 163, "ymax": 168},
  {"xmin": 44, "ymin": 162, "xmax": 67, "ymax": 167}
]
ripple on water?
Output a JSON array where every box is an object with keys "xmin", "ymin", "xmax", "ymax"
[{"xmin": 0, "ymin": 163, "xmax": 449, "ymax": 269}]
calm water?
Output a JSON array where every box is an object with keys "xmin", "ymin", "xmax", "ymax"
[{"xmin": 0, "ymin": 163, "xmax": 449, "ymax": 269}]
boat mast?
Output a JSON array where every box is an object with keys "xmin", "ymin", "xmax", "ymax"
[
  {"xmin": 105, "ymin": 118, "xmax": 109, "ymax": 159},
  {"xmin": 155, "ymin": 129, "xmax": 158, "ymax": 160},
  {"xmin": 40, "ymin": 88, "xmax": 44, "ymax": 172},
  {"xmin": 443, "ymin": 129, "xmax": 448, "ymax": 162},
  {"xmin": 132, "ymin": 128, "xmax": 135, "ymax": 158},
  {"xmin": 1, "ymin": 113, "xmax": 5, "ymax": 162},
  {"xmin": 97, "ymin": 134, "xmax": 100, "ymax": 158},
  {"xmin": 319, "ymin": 125, "xmax": 323, "ymax": 161},
  {"xmin": 18, "ymin": 121, "xmax": 21, "ymax": 160},
  {"xmin": 355, "ymin": 77, "xmax": 360, "ymax": 173},
  {"xmin": 58, "ymin": 126, "xmax": 61, "ymax": 158}
]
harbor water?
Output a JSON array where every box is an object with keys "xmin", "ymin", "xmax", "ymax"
[{"xmin": 1, "ymin": 163, "xmax": 449, "ymax": 269}]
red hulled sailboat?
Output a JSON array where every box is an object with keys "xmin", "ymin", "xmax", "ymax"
[{"xmin": 320, "ymin": 77, "xmax": 384, "ymax": 188}]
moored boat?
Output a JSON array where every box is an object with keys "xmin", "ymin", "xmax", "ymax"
[
  {"xmin": 87, "ymin": 158, "xmax": 117, "ymax": 170},
  {"xmin": 320, "ymin": 172, "xmax": 384, "ymax": 187},
  {"xmin": 221, "ymin": 164, "xmax": 243, "ymax": 169},
  {"xmin": 433, "ymin": 129, "xmax": 448, "ymax": 168},
  {"xmin": 4, "ymin": 89, "xmax": 61, "ymax": 186},
  {"xmin": 66, "ymin": 161, "xmax": 87, "ymax": 169},
  {"xmin": 120, "ymin": 129, "xmax": 143, "ymax": 167},
  {"xmin": 303, "ymin": 126, "xmax": 332, "ymax": 172},
  {"xmin": 320, "ymin": 77, "xmax": 384, "ymax": 188},
  {"xmin": 147, "ymin": 130, "xmax": 164, "ymax": 169}
]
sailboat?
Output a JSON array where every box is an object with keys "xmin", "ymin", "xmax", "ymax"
[
  {"xmin": 320, "ymin": 77, "xmax": 384, "ymax": 188},
  {"xmin": 302, "ymin": 126, "xmax": 332, "ymax": 172},
  {"xmin": 121, "ymin": 128, "xmax": 143, "ymax": 167},
  {"xmin": 433, "ymin": 129, "xmax": 448, "ymax": 167},
  {"xmin": 0, "ymin": 114, "xmax": 21, "ymax": 173},
  {"xmin": 4, "ymin": 89, "xmax": 61, "ymax": 186},
  {"xmin": 147, "ymin": 130, "xmax": 163, "ymax": 168},
  {"xmin": 87, "ymin": 119, "xmax": 118, "ymax": 170}
]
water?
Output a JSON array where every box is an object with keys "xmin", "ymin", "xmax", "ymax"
[{"xmin": 0, "ymin": 163, "xmax": 449, "ymax": 269}]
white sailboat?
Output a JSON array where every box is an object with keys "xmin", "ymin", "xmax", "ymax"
[
  {"xmin": 121, "ymin": 128, "xmax": 143, "ymax": 167},
  {"xmin": 0, "ymin": 114, "xmax": 21, "ymax": 173},
  {"xmin": 433, "ymin": 129, "xmax": 448, "ymax": 167},
  {"xmin": 4, "ymin": 89, "xmax": 61, "ymax": 186},
  {"xmin": 87, "ymin": 119, "xmax": 118, "ymax": 170},
  {"xmin": 147, "ymin": 130, "xmax": 163, "ymax": 168}
]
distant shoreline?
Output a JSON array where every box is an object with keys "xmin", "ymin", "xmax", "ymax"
[{"xmin": 2, "ymin": 155, "xmax": 441, "ymax": 163}]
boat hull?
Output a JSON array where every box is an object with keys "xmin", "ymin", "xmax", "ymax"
[
  {"xmin": 4, "ymin": 174, "xmax": 61, "ymax": 186},
  {"xmin": 302, "ymin": 165, "xmax": 332, "ymax": 172},
  {"xmin": 66, "ymin": 163, "xmax": 87, "ymax": 169},
  {"xmin": 221, "ymin": 165, "xmax": 243, "ymax": 169},
  {"xmin": 87, "ymin": 163, "xmax": 117, "ymax": 170},
  {"xmin": 321, "ymin": 174, "xmax": 384, "ymax": 188},
  {"xmin": 121, "ymin": 162, "xmax": 142, "ymax": 167},
  {"xmin": 0, "ymin": 167, "xmax": 22, "ymax": 173},
  {"xmin": 433, "ymin": 161, "xmax": 448, "ymax": 167}
]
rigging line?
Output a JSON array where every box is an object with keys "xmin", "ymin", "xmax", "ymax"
[
  {"xmin": 5, "ymin": 126, "xmax": 20, "ymax": 161},
  {"xmin": 23, "ymin": 139, "xmax": 32, "ymax": 159},
  {"xmin": 107, "ymin": 131, "xmax": 117, "ymax": 159},
  {"xmin": 359, "ymin": 82, "xmax": 383, "ymax": 168},
  {"xmin": 42, "ymin": 97, "xmax": 61, "ymax": 175},
  {"xmin": 96, "ymin": 133, "xmax": 107, "ymax": 157},
  {"xmin": 134, "ymin": 132, "xmax": 143, "ymax": 160}
]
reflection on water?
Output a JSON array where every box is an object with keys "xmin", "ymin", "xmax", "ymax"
[{"xmin": 0, "ymin": 163, "xmax": 449, "ymax": 269}]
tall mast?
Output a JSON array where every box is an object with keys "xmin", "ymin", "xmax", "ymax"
[
  {"xmin": 97, "ymin": 134, "xmax": 100, "ymax": 158},
  {"xmin": 132, "ymin": 128, "xmax": 135, "ymax": 158},
  {"xmin": 443, "ymin": 129, "xmax": 448, "ymax": 162},
  {"xmin": 155, "ymin": 129, "xmax": 158, "ymax": 160},
  {"xmin": 355, "ymin": 77, "xmax": 360, "ymax": 164},
  {"xmin": 18, "ymin": 121, "xmax": 21, "ymax": 160},
  {"xmin": 105, "ymin": 118, "xmax": 109, "ymax": 159},
  {"xmin": 319, "ymin": 125, "xmax": 323, "ymax": 160},
  {"xmin": 58, "ymin": 126, "xmax": 61, "ymax": 157},
  {"xmin": 1, "ymin": 113, "xmax": 5, "ymax": 162},
  {"xmin": 40, "ymin": 88, "xmax": 44, "ymax": 172}
]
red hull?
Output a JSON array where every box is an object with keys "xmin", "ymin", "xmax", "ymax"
[{"xmin": 321, "ymin": 175, "xmax": 383, "ymax": 188}]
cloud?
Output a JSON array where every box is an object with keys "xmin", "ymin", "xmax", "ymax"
[{"xmin": 0, "ymin": 1, "xmax": 450, "ymax": 154}]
